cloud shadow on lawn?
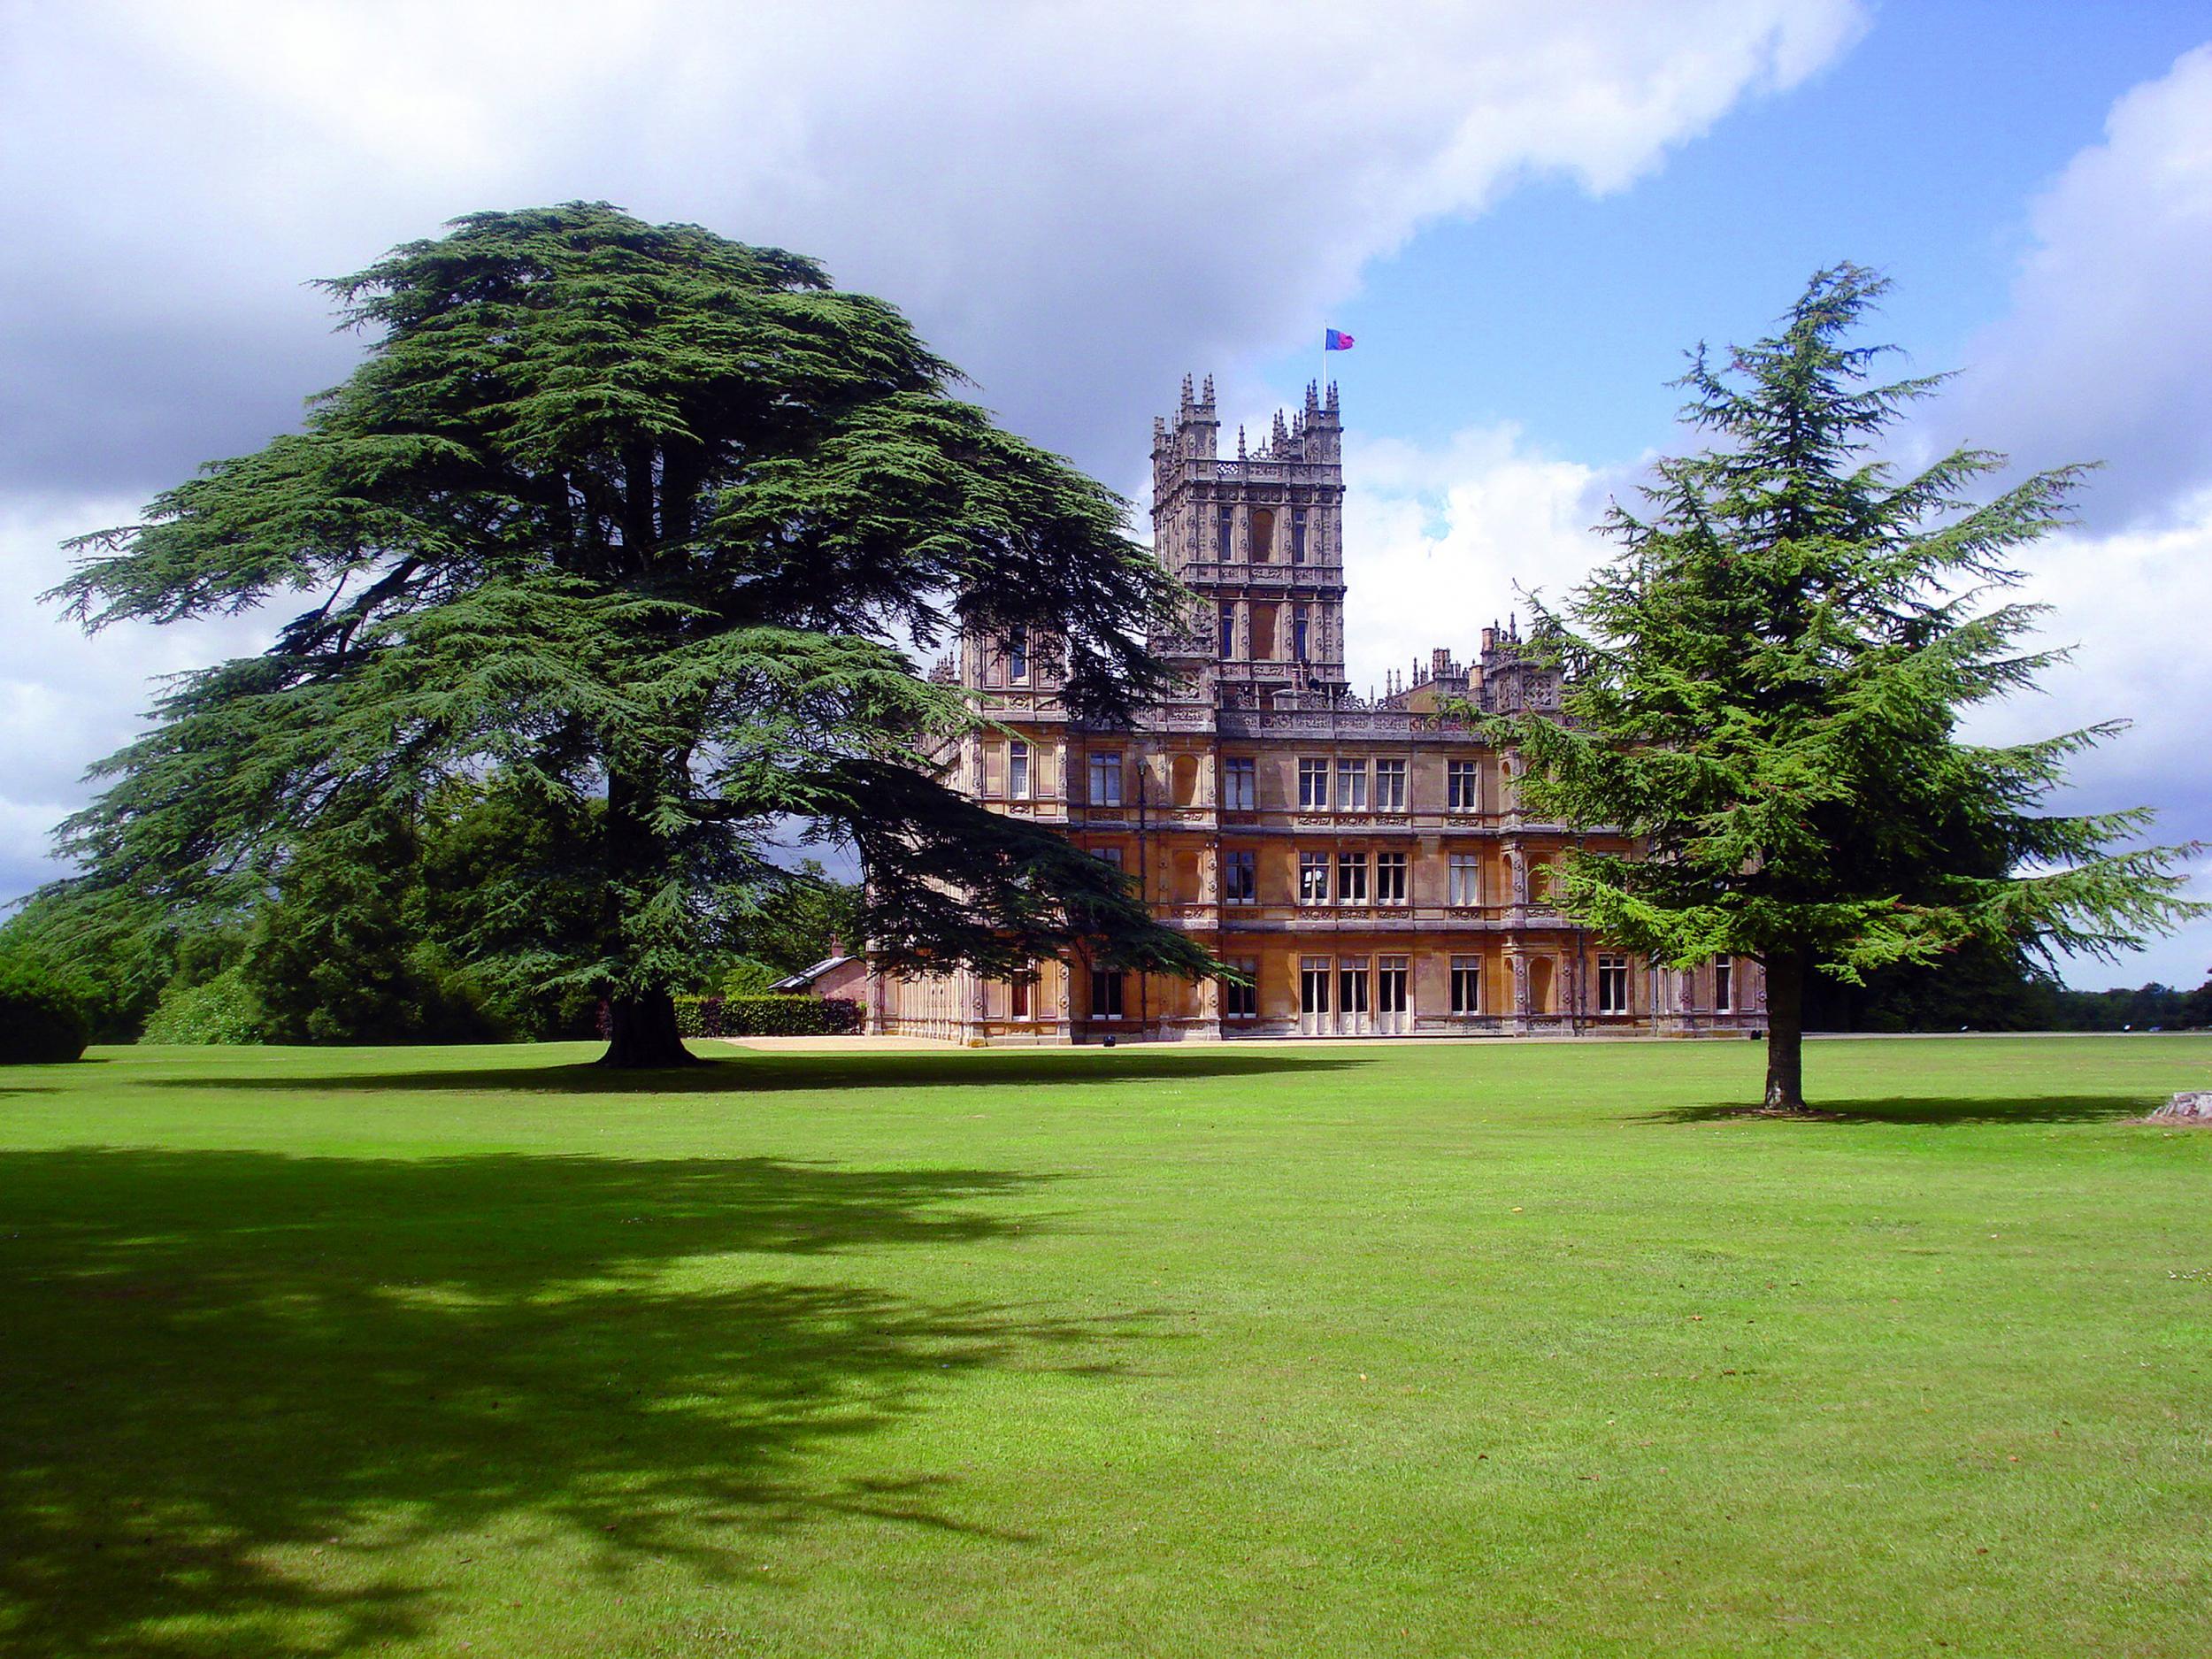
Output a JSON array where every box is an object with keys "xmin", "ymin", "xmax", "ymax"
[
  {"xmin": 1646, "ymin": 1094, "xmax": 2160, "ymax": 1127},
  {"xmin": 147, "ymin": 1047, "xmax": 1372, "ymax": 1095},
  {"xmin": 0, "ymin": 1147, "xmax": 1144, "ymax": 1657}
]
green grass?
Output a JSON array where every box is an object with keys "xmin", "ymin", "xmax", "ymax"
[{"xmin": 3, "ymin": 1034, "xmax": 2209, "ymax": 1657}]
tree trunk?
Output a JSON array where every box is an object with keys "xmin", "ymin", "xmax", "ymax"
[
  {"xmin": 1763, "ymin": 948, "xmax": 1806, "ymax": 1111},
  {"xmin": 600, "ymin": 987, "xmax": 699, "ymax": 1068}
]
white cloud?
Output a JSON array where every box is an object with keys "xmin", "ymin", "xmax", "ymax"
[
  {"xmin": 1947, "ymin": 43, "xmax": 2212, "ymax": 528},
  {"xmin": 1337, "ymin": 423, "xmax": 1620, "ymax": 695}
]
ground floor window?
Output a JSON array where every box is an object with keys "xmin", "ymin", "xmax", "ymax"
[
  {"xmin": 1010, "ymin": 976, "xmax": 1030, "ymax": 1018},
  {"xmin": 1092, "ymin": 969, "xmax": 1125, "ymax": 1020},
  {"xmin": 1714, "ymin": 956, "xmax": 1734, "ymax": 1013},
  {"xmin": 1338, "ymin": 957, "xmax": 1371, "ymax": 1017},
  {"xmin": 1598, "ymin": 955, "xmax": 1631, "ymax": 1015},
  {"xmin": 1450, "ymin": 956, "xmax": 1481, "ymax": 1014},
  {"xmin": 1378, "ymin": 957, "xmax": 1409, "ymax": 1015},
  {"xmin": 1300, "ymin": 956, "xmax": 1332, "ymax": 1015},
  {"xmin": 1223, "ymin": 960, "xmax": 1257, "ymax": 1019}
]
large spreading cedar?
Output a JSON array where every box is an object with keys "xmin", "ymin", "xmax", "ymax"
[
  {"xmin": 51, "ymin": 204, "xmax": 1217, "ymax": 1065},
  {"xmin": 1490, "ymin": 265, "xmax": 2201, "ymax": 1111}
]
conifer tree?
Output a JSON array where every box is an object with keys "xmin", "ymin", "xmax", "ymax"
[
  {"xmin": 50, "ymin": 204, "xmax": 1216, "ymax": 1065},
  {"xmin": 1493, "ymin": 265, "xmax": 2202, "ymax": 1110}
]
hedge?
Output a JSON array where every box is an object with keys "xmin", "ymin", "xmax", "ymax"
[
  {"xmin": 0, "ymin": 957, "xmax": 92, "ymax": 1064},
  {"xmin": 671, "ymin": 995, "xmax": 863, "ymax": 1038}
]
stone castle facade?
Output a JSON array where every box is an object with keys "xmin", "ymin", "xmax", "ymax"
[{"xmin": 868, "ymin": 377, "xmax": 1763, "ymax": 1043}]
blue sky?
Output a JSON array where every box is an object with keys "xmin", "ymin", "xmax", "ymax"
[
  {"xmin": 4, "ymin": 0, "xmax": 2209, "ymax": 990},
  {"xmin": 1270, "ymin": 4, "xmax": 2212, "ymax": 466}
]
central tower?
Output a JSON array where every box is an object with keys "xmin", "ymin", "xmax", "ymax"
[{"xmin": 1151, "ymin": 376, "xmax": 1348, "ymax": 695}]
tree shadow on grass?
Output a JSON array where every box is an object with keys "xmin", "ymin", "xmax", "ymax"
[
  {"xmin": 1645, "ymin": 1094, "xmax": 2160, "ymax": 1127},
  {"xmin": 0, "ymin": 1148, "xmax": 1142, "ymax": 1656},
  {"xmin": 147, "ymin": 1046, "xmax": 1371, "ymax": 1096}
]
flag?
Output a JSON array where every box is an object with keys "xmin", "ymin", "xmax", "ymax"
[{"xmin": 1325, "ymin": 328, "xmax": 1355, "ymax": 350}]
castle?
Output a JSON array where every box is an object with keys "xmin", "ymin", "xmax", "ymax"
[{"xmin": 868, "ymin": 377, "xmax": 1763, "ymax": 1042}]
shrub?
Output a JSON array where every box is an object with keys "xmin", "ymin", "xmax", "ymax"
[
  {"xmin": 142, "ymin": 967, "xmax": 268, "ymax": 1045},
  {"xmin": 0, "ymin": 956, "xmax": 92, "ymax": 1064},
  {"xmin": 672, "ymin": 995, "xmax": 863, "ymax": 1038}
]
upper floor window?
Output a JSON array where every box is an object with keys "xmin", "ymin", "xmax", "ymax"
[
  {"xmin": 1094, "ymin": 845, "xmax": 1125, "ymax": 871},
  {"xmin": 1007, "ymin": 635, "xmax": 1028, "ymax": 683},
  {"xmin": 1448, "ymin": 853, "xmax": 1480, "ymax": 906},
  {"xmin": 1336, "ymin": 851, "xmax": 1368, "ymax": 903},
  {"xmin": 1294, "ymin": 606, "xmax": 1311, "ymax": 663},
  {"xmin": 1297, "ymin": 758, "xmax": 1329, "ymax": 810},
  {"xmin": 1298, "ymin": 851, "xmax": 1330, "ymax": 905},
  {"xmin": 1218, "ymin": 603, "xmax": 1236, "ymax": 659},
  {"xmin": 1373, "ymin": 758, "xmax": 1406, "ymax": 812},
  {"xmin": 1598, "ymin": 954, "xmax": 1631, "ymax": 1016},
  {"xmin": 1375, "ymin": 851, "xmax": 1407, "ymax": 903},
  {"xmin": 1224, "ymin": 757, "xmax": 1256, "ymax": 810},
  {"xmin": 1291, "ymin": 508, "xmax": 1308, "ymax": 563},
  {"xmin": 1222, "ymin": 849, "xmax": 1257, "ymax": 904},
  {"xmin": 1087, "ymin": 753, "xmax": 1123, "ymax": 806},
  {"xmin": 1448, "ymin": 760, "xmax": 1481, "ymax": 813},
  {"xmin": 1217, "ymin": 505, "xmax": 1234, "ymax": 560},
  {"xmin": 1336, "ymin": 758, "xmax": 1367, "ymax": 811},
  {"xmin": 1008, "ymin": 740, "xmax": 1030, "ymax": 800}
]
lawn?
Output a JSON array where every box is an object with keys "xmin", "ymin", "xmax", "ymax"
[{"xmin": 3, "ymin": 1034, "xmax": 2208, "ymax": 1657}]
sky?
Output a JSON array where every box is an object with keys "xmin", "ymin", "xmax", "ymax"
[{"xmin": 4, "ymin": 0, "xmax": 2209, "ymax": 989}]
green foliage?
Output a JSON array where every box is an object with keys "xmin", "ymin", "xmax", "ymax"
[
  {"xmin": 733, "ymin": 856, "xmax": 862, "ymax": 975},
  {"xmin": 671, "ymin": 994, "xmax": 862, "ymax": 1037},
  {"xmin": 141, "ymin": 965, "xmax": 266, "ymax": 1045},
  {"xmin": 1490, "ymin": 265, "xmax": 2204, "ymax": 1102},
  {"xmin": 47, "ymin": 204, "xmax": 1212, "ymax": 1064},
  {"xmin": 0, "ymin": 956, "xmax": 92, "ymax": 1063},
  {"xmin": 716, "ymin": 957, "xmax": 780, "ymax": 998}
]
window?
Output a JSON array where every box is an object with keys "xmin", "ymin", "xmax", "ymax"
[
  {"xmin": 1448, "ymin": 853, "xmax": 1480, "ymax": 906},
  {"xmin": 1294, "ymin": 605, "xmax": 1310, "ymax": 662},
  {"xmin": 1298, "ymin": 758, "xmax": 1329, "ymax": 810},
  {"xmin": 1092, "ymin": 969, "xmax": 1125, "ymax": 1020},
  {"xmin": 1008, "ymin": 740, "xmax": 1030, "ymax": 800},
  {"xmin": 1007, "ymin": 636, "xmax": 1028, "ymax": 683},
  {"xmin": 1375, "ymin": 851, "xmax": 1407, "ymax": 903},
  {"xmin": 1222, "ymin": 849, "xmax": 1257, "ymax": 905},
  {"xmin": 1094, "ymin": 846, "xmax": 1124, "ymax": 872},
  {"xmin": 1298, "ymin": 851, "xmax": 1331, "ymax": 904},
  {"xmin": 1336, "ymin": 851, "xmax": 1368, "ymax": 903},
  {"xmin": 1714, "ymin": 956, "xmax": 1734, "ymax": 1014},
  {"xmin": 1337, "ymin": 759, "xmax": 1367, "ymax": 811},
  {"xmin": 1218, "ymin": 603, "xmax": 1236, "ymax": 658},
  {"xmin": 1291, "ymin": 507, "xmax": 1308, "ymax": 563},
  {"xmin": 1338, "ymin": 958, "xmax": 1371, "ymax": 1016},
  {"xmin": 1224, "ymin": 757, "xmax": 1256, "ymax": 810},
  {"xmin": 1448, "ymin": 760, "xmax": 1481, "ymax": 812},
  {"xmin": 1217, "ymin": 505, "xmax": 1233, "ymax": 559},
  {"xmin": 1087, "ymin": 752, "xmax": 1123, "ymax": 806},
  {"xmin": 1598, "ymin": 954, "xmax": 1631, "ymax": 1016},
  {"xmin": 1300, "ymin": 956, "xmax": 1332, "ymax": 1015},
  {"xmin": 1010, "ymin": 977, "xmax": 1030, "ymax": 1018},
  {"xmin": 1450, "ymin": 956, "xmax": 1481, "ymax": 1014},
  {"xmin": 1373, "ymin": 758, "xmax": 1406, "ymax": 812},
  {"xmin": 1223, "ymin": 960, "xmax": 1258, "ymax": 1019},
  {"xmin": 1378, "ymin": 956, "xmax": 1409, "ymax": 1015}
]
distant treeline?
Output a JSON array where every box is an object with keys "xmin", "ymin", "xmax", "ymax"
[{"xmin": 1804, "ymin": 938, "xmax": 2210, "ymax": 1033}]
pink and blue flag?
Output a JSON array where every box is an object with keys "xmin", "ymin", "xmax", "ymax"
[{"xmin": 1325, "ymin": 328, "xmax": 1355, "ymax": 350}]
